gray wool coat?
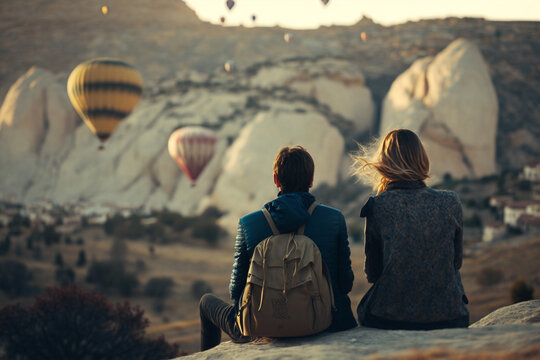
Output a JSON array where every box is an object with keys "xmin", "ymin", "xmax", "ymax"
[{"xmin": 357, "ymin": 180, "xmax": 469, "ymax": 326}]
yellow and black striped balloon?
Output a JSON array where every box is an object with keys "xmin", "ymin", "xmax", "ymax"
[{"xmin": 67, "ymin": 58, "xmax": 143, "ymax": 145}]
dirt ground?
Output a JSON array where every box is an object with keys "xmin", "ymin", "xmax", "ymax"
[{"xmin": 0, "ymin": 226, "xmax": 538, "ymax": 355}]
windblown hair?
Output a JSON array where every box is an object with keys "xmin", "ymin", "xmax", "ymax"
[
  {"xmin": 351, "ymin": 129, "xmax": 430, "ymax": 194},
  {"xmin": 273, "ymin": 146, "xmax": 314, "ymax": 193}
]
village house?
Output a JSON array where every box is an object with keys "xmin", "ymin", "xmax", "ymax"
[
  {"xmin": 523, "ymin": 160, "xmax": 540, "ymax": 182},
  {"xmin": 482, "ymin": 221, "xmax": 506, "ymax": 242},
  {"xmin": 504, "ymin": 202, "xmax": 530, "ymax": 227}
]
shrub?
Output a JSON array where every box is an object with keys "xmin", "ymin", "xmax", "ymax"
[
  {"xmin": 135, "ymin": 259, "xmax": 147, "ymax": 272},
  {"xmin": 8, "ymin": 214, "xmax": 30, "ymax": 229},
  {"xmin": 476, "ymin": 267, "xmax": 504, "ymax": 287},
  {"xmin": 192, "ymin": 219, "xmax": 222, "ymax": 245},
  {"xmin": 54, "ymin": 252, "xmax": 64, "ymax": 267},
  {"xmin": 32, "ymin": 245, "xmax": 43, "ymax": 260},
  {"xmin": 0, "ymin": 260, "xmax": 32, "ymax": 297},
  {"xmin": 348, "ymin": 223, "xmax": 364, "ymax": 244},
  {"xmin": 43, "ymin": 226, "xmax": 61, "ymax": 246},
  {"xmin": 76, "ymin": 250, "xmax": 87, "ymax": 267},
  {"xmin": 86, "ymin": 261, "xmax": 138, "ymax": 296},
  {"xmin": 144, "ymin": 277, "xmax": 174, "ymax": 299},
  {"xmin": 464, "ymin": 214, "xmax": 482, "ymax": 228},
  {"xmin": 191, "ymin": 279, "xmax": 212, "ymax": 300},
  {"xmin": 0, "ymin": 285, "xmax": 180, "ymax": 359},
  {"xmin": 0, "ymin": 235, "xmax": 11, "ymax": 255},
  {"xmin": 517, "ymin": 180, "xmax": 531, "ymax": 192},
  {"xmin": 110, "ymin": 238, "xmax": 128, "ymax": 263},
  {"xmin": 76, "ymin": 237, "xmax": 85, "ymax": 245},
  {"xmin": 510, "ymin": 278, "xmax": 534, "ymax": 304},
  {"xmin": 65, "ymin": 236, "xmax": 73, "ymax": 245},
  {"xmin": 55, "ymin": 267, "xmax": 75, "ymax": 287}
]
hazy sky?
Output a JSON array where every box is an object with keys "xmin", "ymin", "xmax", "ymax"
[{"xmin": 183, "ymin": 0, "xmax": 540, "ymax": 28}]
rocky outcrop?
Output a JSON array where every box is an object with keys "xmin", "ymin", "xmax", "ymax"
[
  {"xmin": 0, "ymin": 60, "xmax": 358, "ymax": 221},
  {"xmin": 177, "ymin": 301, "xmax": 540, "ymax": 359},
  {"xmin": 208, "ymin": 107, "xmax": 344, "ymax": 233},
  {"xmin": 470, "ymin": 300, "xmax": 540, "ymax": 327},
  {"xmin": 380, "ymin": 39, "xmax": 498, "ymax": 180}
]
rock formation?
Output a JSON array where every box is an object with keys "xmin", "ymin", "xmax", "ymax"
[
  {"xmin": 380, "ymin": 39, "xmax": 498, "ymax": 180},
  {"xmin": 0, "ymin": 59, "xmax": 369, "ymax": 225},
  {"xmin": 176, "ymin": 301, "xmax": 540, "ymax": 359}
]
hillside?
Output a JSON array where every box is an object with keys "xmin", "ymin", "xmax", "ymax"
[{"xmin": 1, "ymin": 1, "xmax": 539, "ymax": 169}]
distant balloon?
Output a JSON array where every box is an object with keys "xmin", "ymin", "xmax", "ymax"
[
  {"xmin": 101, "ymin": 5, "xmax": 109, "ymax": 15},
  {"xmin": 251, "ymin": 14, "xmax": 257, "ymax": 22},
  {"xmin": 284, "ymin": 32, "xmax": 294, "ymax": 43},
  {"xmin": 321, "ymin": 0, "xmax": 330, "ymax": 5},
  {"xmin": 168, "ymin": 127, "xmax": 217, "ymax": 186},
  {"xmin": 67, "ymin": 58, "xmax": 143, "ymax": 150},
  {"xmin": 224, "ymin": 60, "xmax": 236, "ymax": 73},
  {"xmin": 220, "ymin": 16, "xmax": 226, "ymax": 24},
  {"xmin": 361, "ymin": 32, "xmax": 368, "ymax": 42},
  {"xmin": 226, "ymin": 0, "xmax": 235, "ymax": 10}
]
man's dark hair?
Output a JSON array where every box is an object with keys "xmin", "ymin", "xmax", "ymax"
[{"xmin": 273, "ymin": 146, "xmax": 314, "ymax": 193}]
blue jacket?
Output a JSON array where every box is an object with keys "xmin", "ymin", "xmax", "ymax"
[{"xmin": 229, "ymin": 192, "xmax": 358, "ymax": 331}]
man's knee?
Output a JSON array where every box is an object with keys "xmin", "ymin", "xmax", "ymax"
[{"xmin": 199, "ymin": 293, "xmax": 214, "ymax": 312}]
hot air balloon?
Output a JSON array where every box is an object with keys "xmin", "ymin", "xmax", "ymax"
[
  {"xmin": 224, "ymin": 60, "xmax": 236, "ymax": 73},
  {"xmin": 220, "ymin": 16, "xmax": 226, "ymax": 24},
  {"xmin": 67, "ymin": 58, "xmax": 143, "ymax": 150},
  {"xmin": 226, "ymin": 0, "xmax": 235, "ymax": 10},
  {"xmin": 284, "ymin": 32, "xmax": 294, "ymax": 43},
  {"xmin": 101, "ymin": 5, "xmax": 109, "ymax": 15},
  {"xmin": 168, "ymin": 127, "xmax": 217, "ymax": 186},
  {"xmin": 251, "ymin": 14, "xmax": 257, "ymax": 22},
  {"xmin": 321, "ymin": 0, "xmax": 330, "ymax": 5},
  {"xmin": 361, "ymin": 31, "xmax": 368, "ymax": 42}
]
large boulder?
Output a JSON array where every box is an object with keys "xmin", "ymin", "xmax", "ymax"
[
  {"xmin": 178, "ymin": 301, "xmax": 540, "ymax": 359},
  {"xmin": 0, "ymin": 67, "xmax": 78, "ymax": 200},
  {"xmin": 470, "ymin": 300, "xmax": 540, "ymax": 327},
  {"xmin": 380, "ymin": 39, "xmax": 498, "ymax": 180},
  {"xmin": 250, "ymin": 59, "xmax": 375, "ymax": 134},
  {"xmin": 208, "ymin": 106, "xmax": 344, "ymax": 233}
]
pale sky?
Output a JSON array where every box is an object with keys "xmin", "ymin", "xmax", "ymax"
[{"xmin": 183, "ymin": 0, "xmax": 540, "ymax": 29}]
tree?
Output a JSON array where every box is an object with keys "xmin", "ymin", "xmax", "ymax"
[
  {"xmin": 510, "ymin": 278, "xmax": 534, "ymax": 304},
  {"xmin": 54, "ymin": 252, "xmax": 64, "ymax": 267},
  {"xmin": 0, "ymin": 260, "xmax": 32, "ymax": 297},
  {"xmin": 76, "ymin": 250, "xmax": 87, "ymax": 267},
  {"xmin": 110, "ymin": 238, "xmax": 128, "ymax": 264},
  {"xmin": 144, "ymin": 277, "xmax": 174, "ymax": 299},
  {"xmin": 0, "ymin": 235, "xmax": 11, "ymax": 255},
  {"xmin": 0, "ymin": 285, "xmax": 180, "ymax": 359},
  {"xmin": 43, "ymin": 226, "xmax": 61, "ymax": 246},
  {"xmin": 86, "ymin": 261, "xmax": 139, "ymax": 296},
  {"xmin": 55, "ymin": 267, "xmax": 75, "ymax": 287}
]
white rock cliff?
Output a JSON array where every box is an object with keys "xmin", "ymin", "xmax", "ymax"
[{"xmin": 380, "ymin": 39, "xmax": 498, "ymax": 180}]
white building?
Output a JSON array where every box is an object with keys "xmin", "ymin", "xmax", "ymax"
[
  {"xmin": 526, "ymin": 203, "xmax": 540, "ymax": 217},
  {"xmin": 504, "ymin": 202, "xmax": 529, "ymax": 227},
  {"xmin": 524, "ymin": 160, "xmax": 540, "ymax": 182},
  {"xmin": 482, "ymin": 221, "xmax": 506, "ymax": 242}
]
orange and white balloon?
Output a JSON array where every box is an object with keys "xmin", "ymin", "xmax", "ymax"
[
  {"xmin": 361, "ymin": 32, "xmax": 368, "ymax": 42},
  {"xmin": 168, "ymin": 127, "xmax": 217, "ymax": 186},
  {"xmin": 284, "ymin": 32, "xmax": 294, "ymax": 43}
]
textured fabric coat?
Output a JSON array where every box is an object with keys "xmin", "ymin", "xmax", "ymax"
[
  {"xmin": 230, "ymin": 192, "xmax": 357, "ymax": 331},
  {"xmin": 357, "ymin": 181, "xmax": 469, "ymax": 327}
]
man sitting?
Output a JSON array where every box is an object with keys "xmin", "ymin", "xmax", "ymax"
[{"xmin": 199, "ymin": 146, "xmax": 357, "ymax": 351}]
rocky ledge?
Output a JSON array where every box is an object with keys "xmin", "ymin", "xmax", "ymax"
[{"xmin": 177, "ymin": 300, "xmax": 540, "ymax": 359}]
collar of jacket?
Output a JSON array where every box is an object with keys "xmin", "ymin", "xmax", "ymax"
[{"xmin": 386, "ymin": 180, "xmax": 426, "ymax": 191}]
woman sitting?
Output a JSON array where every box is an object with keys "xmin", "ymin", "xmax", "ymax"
[{"xmin": 352, "ymin": 129, "xmax": 469, "ymax": 330}]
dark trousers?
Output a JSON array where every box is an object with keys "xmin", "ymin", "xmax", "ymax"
[{"xmin": 199, "ymin": 293, "xmax": 249, "ymax": 351}]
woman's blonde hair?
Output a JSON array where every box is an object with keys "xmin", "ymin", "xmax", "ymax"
[{"xmin": 351, "ymin": 129, "xmax": 430, "ymax": 194}]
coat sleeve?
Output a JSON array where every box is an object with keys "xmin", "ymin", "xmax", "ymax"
[
  {"xmin": 362, "ymin": 197, "xmax": 383, "ymax": 283},
  {"xmin": 453, "ymin": 194, "xmax": 464, "ymax": 270},
  {"xmin": 229, "ymin": 221, "xmax": 250, "ymax": 301},
  {"xmin": 337, "ymin": 213, "xmax": 354, "ymax": 294}
]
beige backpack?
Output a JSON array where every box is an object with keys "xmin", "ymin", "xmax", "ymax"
[{"xmin": 236, "ymin": 202, "xmax": 335, "ymax": 337}]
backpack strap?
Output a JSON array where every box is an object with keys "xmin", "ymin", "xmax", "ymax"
[
  {"xmin": 297, "ymin": 201, "xmax": 319, "ymax": 235},
  {"xmin": 262, "ymin": 208, "xmax": 280, "ymax": 235}
]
